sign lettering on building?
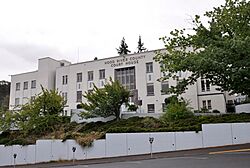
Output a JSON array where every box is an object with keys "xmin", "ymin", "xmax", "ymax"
[{"xmin": 104, "ymin": 55, "xmax": 146, "ymax": 67}]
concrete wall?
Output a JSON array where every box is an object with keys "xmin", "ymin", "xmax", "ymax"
[
  {"xmin": 232, "ymin": 123, "xmax": 250, "ymax": 144},
  {"xmin": 175, "ymin": 131, "xmax": 203, "ymax": 150},
  {"xmin": 236, "ymin": 103, "xmax": 250, "ymax": 113},
  {"xmin": 1, "ymin": 122, "xmax": 250, "ymax": 167},
  {"xmin": 202, "ymin": 123, "xmax": 233, "ymax": 147}
]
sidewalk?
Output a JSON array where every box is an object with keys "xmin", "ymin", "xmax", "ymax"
[{"xmin": 3, "ymin": 143, "xmax": 250, "ymax": 168}]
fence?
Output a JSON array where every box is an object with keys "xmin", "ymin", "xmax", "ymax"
[{"xmin": 1, "ymin": 122, "xmax": 250, "ymax": 167}]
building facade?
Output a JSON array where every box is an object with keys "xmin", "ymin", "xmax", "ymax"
[{"xmin": 9, "ymin": 50, "xmax": 234, "ymax": 115}]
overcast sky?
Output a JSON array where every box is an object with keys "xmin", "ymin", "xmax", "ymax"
[{"xmin": 0, "ymin": 0, "xmax": 224, "ymax": 81}]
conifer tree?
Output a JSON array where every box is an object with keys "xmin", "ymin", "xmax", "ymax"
[
  {"xmin": 116, "ymin": 37, "xmax": 131, "ymax": 55},
  {"xmin": 137, "ymin": 35, "xmax": 147, "ymax": 53}
]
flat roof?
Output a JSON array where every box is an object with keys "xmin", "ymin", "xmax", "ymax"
[
  {"xmin": 61, "ymin": 48, "xmax": 165, "ymax": 68},
  {"xmin": 11, "ymin": 70, "xmax": 38, "ymax": 77}
]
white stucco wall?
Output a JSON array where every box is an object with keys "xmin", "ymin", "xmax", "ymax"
[
  {"xmin": 235, "ymin": 103, "xmax": 250, "ymax": 113},
  {"xmin": 1, "ymin": 122, "xmax": 250, "ymax": 167},
  {"xmin": 9, "ymin": 57, "xmax": 66, "ymax": 110},
  {"xmin": 202, "ymin": 123, "xmax": 233, "ymax": 147},
  {"xmin": 10, "ymin": 50, "xmax": 232, "ymax": 114}
]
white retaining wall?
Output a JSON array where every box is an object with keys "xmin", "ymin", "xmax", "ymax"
[
  {"xmin": 1, "ymin": 122, "xmax": 250, "ymax": 167},
  {"xmin": 235, "ymin": 103, "xmax": 250, "ymax": 113}
]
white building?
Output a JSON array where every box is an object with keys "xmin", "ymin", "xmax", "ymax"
[{"xmin": 9, "ymin": 50, "xmax": 234, "ymax": 115}]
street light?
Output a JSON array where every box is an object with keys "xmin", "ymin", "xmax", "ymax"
[
  {"xmin": 72, "ymin": 147, "xmax": 76, "ymax": 165},
  {"xmin": 149, "ymin": 137, "xmax": 154, "ymax": 158}
]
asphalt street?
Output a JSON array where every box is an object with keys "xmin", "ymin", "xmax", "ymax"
[{"xmin": 54, "ymin": 151, "xmax": 250, "ymax": 168}]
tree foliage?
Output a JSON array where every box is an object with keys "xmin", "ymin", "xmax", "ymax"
[
  {"xmin": 80, "ymin": 78, "xmax": 130, "ymax": 120},
  {"xmin": 154, "ymin": 0, "xmax": 250, "ymax": 95},
  {"xmin": 137, "ymin": 35, "xmax": 147, "ymax": 53},
  {"xmin": 161, "ymin": 96, "xmax": 193, "ymax": 122},
  {"xmin": 0, "ymin": 87, "xmax": 66, "ymax": 134},
  {"xmin": 116, "ymin": 37, "xmax": 131, "ymax": 55},
  {"xmin": 0, "ymin": 80, "xmax": 10, "ymax": 111}
]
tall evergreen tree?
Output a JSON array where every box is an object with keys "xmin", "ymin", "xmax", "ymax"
[
  {"xmin": 137, "ymin": 35, "xmax": 147, "ymax": 53},
  {"xmin": 0, "ymin": 80, "xmax": 10, "ymax": 111},
  {"xmin": 116, "ymin": 37, "xmax": 131, "ymax": 55}
]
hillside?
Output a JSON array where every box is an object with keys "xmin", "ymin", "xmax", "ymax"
[{"xmin": 1, "ymin": 113, "xmax": 250, "ymax": 146}]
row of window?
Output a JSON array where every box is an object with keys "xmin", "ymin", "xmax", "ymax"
[
  {"xmin": 62, "ymin": 62, "xmax": 154, "ymax": 85},
  {"xmin": 14, "ymin": 96, "xmax": 35, "ymax": 106},
  {"xmin": 16, "ymin": 80, "xmax": 36, "ymax": 91},
  {"xmin": 147, "ymin": 81, "xmax": 170, "ymax": 96},
  {"xmin": 61, "ymin": 80, "xmax": 170, "ymax": 105},
  {"xmin": 63, "ymin": 81, "xmax": 170, "ymax": 104},
  {"xmin": 61, "ymin": 91, "xmax": 82, "ymax": 103},
  {"xmin": 63, "ymin": 70, "xmax": 106, "ymax": 85}
]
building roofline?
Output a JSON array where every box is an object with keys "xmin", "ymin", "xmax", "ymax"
[
  {"xmin": 38, "ymin": 57, "xmax": 61, "ymax": 62},
  {"xmin": 61, "ymin": 48, "xmax": 165, "ymax": 68},
  {"xmin": 11, "ymin": 70, "xmax": 38, "ymax": 77}
]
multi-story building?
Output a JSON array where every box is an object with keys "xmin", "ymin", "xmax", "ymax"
[{"xmin": 9, "ymin": 50, "xmax": 234, "ymax": 115}]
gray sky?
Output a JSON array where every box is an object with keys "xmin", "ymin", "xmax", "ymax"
[{"xmin": 0, "ymin": 0, "xmax": 224, "ymax": 81}]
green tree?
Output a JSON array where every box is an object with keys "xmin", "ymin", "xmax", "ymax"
[
  {"xmin": 137, "ymin": 35, "xmax": 147, "ymax": 53},
  {"xmin": 0, "ymin": 81, "xmax": 10, "ymax": 111},
  {"xmin": 117, "ymin": 37, "xmax": 131, "ymax": 55},
  {"xmin": 80, "ymin": 78, "xmax": 130, "ymax": 121},
  {"xmin": 0, "ymin": 87, "xmax": 66, "ymax": 134},
  {"xmin": 161, "ymin": 96, "xmax": 193, "ymax": 122},
  {"xmin": 154, "ymin": 0, "xmax": 250, "ymax": 95}
]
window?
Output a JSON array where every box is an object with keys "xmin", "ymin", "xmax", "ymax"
[
  {"xmin": 62, "ymin": 75, "xmax": 68, "ymax": 85},
  {"xmin": 207, "ymin": 100, "xmax": 212, "ymax": 109},
  {"xmin": 77, "ymin": 73, "xmax": 82, "ymax": 82},
  {"xmin": 202, "ymin": 100, "xmax": 212, "ymax": 110},
  {"xmin": 147, "ymin": 83, "xmax": 154, "ymax": 96},
  {"xmin": 23, "ymin": 81, "xmax": 28, "ymax": 90},
  {"xmin": 201, "ymin": 79, "xmax": 210, "ymax": 92},
  {"xmin": 99, "ymin": 69, "xmax": 105, "ymax": 79},
  {"xmin": 202, "ymin": 100, "xmax": 207, "ymax": 109},
  {"xmin": 201, "ymin": 80, "xmax": 205, "ymax": 92},
  {"xmin": 76, "ymin": 91, "xmax": 82, "ymax": 102},
  {"xmin": 162, "ymin": 103, "xmax": 166, "ymax": 112},
  {"xmin": 147, "ymin": 104, "xmax": 155, "ymax": 113},
  {"xmin": 31, "ymin": 80, "xmax": 36, "ymax": 89},
  {"xmin": 64, "ymin": 110, "xmax": 68, "ymax": 116},
  {"xmin": 206, "ymin": 80, "xmax": 210, "ymax": 91},
  {"xmin": 31, "ymin": 96, "xmax": 35, "ymax": 102},
  {"xmin": 62, "ymin": 92, "xmax": 68, "ymax": 103},
  {"xmin": 115, "ymin": 67, "xmax": 135, "ymax": 90},
  {"xmin": 16, "ymin": 83, "xmax": 20, "ymax": 91},
  {"xmin": 15, "ymin": 98, "xmax": 20, "ymax": 106},
  {"xmin": 161, "ymin": 81, "xmax": 169, "ymax": 94},
  {"xmin": 146, "ymin": 62, "xmax": 153, "ymax": 73},
  {"xmin": 88, "ymin": 71, "xmax": 94, "ymax": 81}
]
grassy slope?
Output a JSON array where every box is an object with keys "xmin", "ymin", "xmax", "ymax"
[{"xmin": 1, "ymin": 113, "xmax": 250, "ymax": 146}]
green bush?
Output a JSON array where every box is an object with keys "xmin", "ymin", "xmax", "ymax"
[
  {"xmin": 5, "ymin": 138, "xmax": 30, "ymax": 146},
  {"xmin": 161, "ymin": 99, "xmax": 193, "ymax": 122},
  {"xmin": 212, "ymin": 109, "xmax": 220, "ymax": 113},
  {"xmin": 127, "ymin": 104, "xmax": 138, "ymax": 112},
  {"xmin": 0, "ymin": 137, "xmax": 10, "ymax": 144}
]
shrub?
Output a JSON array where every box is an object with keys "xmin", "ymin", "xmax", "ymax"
[
  {"xmin": 127, "ymin": 104, "xmax": 138, "ymax": 112},
  {"xmin": 161, "ymin": 98, "xmax": 193, "ymax": 122},
  {"xmin": 212, "ymin": 109, "xmax": 220, "ymax": 113}
]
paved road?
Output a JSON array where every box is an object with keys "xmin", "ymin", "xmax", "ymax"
[{"xmin": 53, "ymin": 151, "xmax": 250, "ymax": 168}]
